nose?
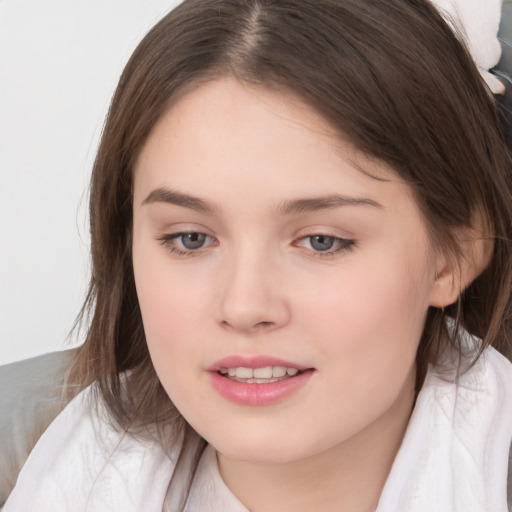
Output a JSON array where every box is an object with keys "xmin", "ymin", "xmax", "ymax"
[{"xmin": 217, "ymin": 247, "xmax": 291, "ymax": 334}]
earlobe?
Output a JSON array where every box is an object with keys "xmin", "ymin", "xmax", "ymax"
[{"xmin": 428, "ymin": 226, "xmax": 493, "ymax": 309}]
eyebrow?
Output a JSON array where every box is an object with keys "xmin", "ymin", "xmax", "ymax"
[
  {"xmin": 278, "ymin": 195, "xmax": 383, "ymax": 215},
  {"xmin": 142, "ymin": 188, "xmax": 217, "ymax": 213},
  {"xmin": 142, "ymin": 187, "xmax": 382, "ymax": 214}
]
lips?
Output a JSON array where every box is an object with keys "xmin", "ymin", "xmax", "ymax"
[
  {"xmin": 208, "ymin": 355, "xmax": 310, "ymax": 372},
  {"xmin": 207, "ymin": 356, "xmax": 315, "ymax": 405}
]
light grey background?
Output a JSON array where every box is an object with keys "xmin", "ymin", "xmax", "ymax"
[{"xmin": 0, "ymin": 0, "xmax": 180, "ymax": 365}]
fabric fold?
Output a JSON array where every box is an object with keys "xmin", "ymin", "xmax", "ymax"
[{"xmin": 377, "ymin": 346, "xmax": 512, "ymax": 511}]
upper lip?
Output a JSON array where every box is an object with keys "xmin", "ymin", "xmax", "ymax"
[{"xmin": 207, "ymin": 355, "xmax": 312, "ymax": 372}]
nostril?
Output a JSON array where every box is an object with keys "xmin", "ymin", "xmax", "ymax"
[
  {"xmin": 255, "ymin": 321, "xmax": 274, "ymax": 329},
  {"xmin": 219, "ymin": 319, "xmax": 276, "ymax": 333}
]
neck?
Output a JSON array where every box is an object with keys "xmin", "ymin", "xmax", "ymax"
[{"xmin": 217, "ymin": 371, "xmax": 415, "ymax": 512}]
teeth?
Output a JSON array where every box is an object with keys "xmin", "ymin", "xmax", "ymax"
[
  {"xmin": 219, "ymin": 366, "xmax": 302, "ymax": 380},
  {"xmin": 247, "ymin": 378, "xmax": 280, "ymax": 383},
  {"xmin": 273, "ymin": 366, "xmax": 287, "ymax": 377},
  {"xmin": 253, "ymin": 367, "xmax": 272, "ymax": 378},
  {"xmin": 236, "ymin": 367, "xmax": 253, "ymax": 379}
]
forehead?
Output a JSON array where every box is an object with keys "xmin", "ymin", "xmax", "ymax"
[{"xmin": 133, "ymin": 77, "xmax": 413, "ymax": 215}]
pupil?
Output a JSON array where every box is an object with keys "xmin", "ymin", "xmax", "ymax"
[
  {"xmin": 181, "ymin": 233, "xmax": 206, "ymax": 249},
  {"xmin": 310, "ymin": 235, "xmax": 334, "ymax": 251}
]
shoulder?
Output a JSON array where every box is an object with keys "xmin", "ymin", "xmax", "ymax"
[
  {"xmin": 2, "ymin": 365, "xmax": 182, "ymax": 512},
  {"xmin": 0, "ymin": 349, "xmax": 76, "ymax": 508}
]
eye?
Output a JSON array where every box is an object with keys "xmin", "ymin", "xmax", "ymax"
[
  {"xmin": 294, "ymin": 234, "xmax": 355, "ymax": 256},
  {"xmin": 178, "ymin": 232, "xmax": 208, "ymax": 250},
  {"xmin": 309, "ymin": 235, "xmax": 336, "ymax": 251},
  {"xmin": 157, "ymin": 231, "xmax": 217, "ymax": 255}
]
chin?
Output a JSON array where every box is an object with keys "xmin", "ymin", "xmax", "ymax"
[{"xmin": 203, "ymin": 423, "xmax": 333, "ymax": 466}]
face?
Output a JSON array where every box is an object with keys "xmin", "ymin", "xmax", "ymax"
[{"xmin": 132, "ymin": 77, "xmax": 442, "ymax": 465}]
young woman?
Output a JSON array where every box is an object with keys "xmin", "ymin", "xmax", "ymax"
[{"xmin": 3, "ymin": 0, "xmax": 512, "ymax": 510}]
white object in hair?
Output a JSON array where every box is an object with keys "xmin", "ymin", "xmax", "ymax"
[{"xmin": 430, "ymin": 0, "xmax": 505, "ymax": 93}]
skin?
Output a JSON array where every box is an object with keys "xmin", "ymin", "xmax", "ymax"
[{"xmin": 132, "ymin": 77, "xmax": 464, "ymax": 511}]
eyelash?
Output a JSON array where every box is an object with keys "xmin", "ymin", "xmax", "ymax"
[{"xmin": 156, "ymin": 232, "xmax": 356, "ymax": 258}]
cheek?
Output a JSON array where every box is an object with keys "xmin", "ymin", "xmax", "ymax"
[
  {"xmin": 137, "ymin": 275, "xmax": 204, "ymax": 335},
  {"xmin": 135, "ymin": 274, "xmax": 209, "ymax": 363},
  {"xmin": 132, "ymin": 235, "xmax": 210, "ymax": 369},
  {"xmin": 133, "ymin": 260, "xmax": 214, "ymax": 416},
  {"xmin": 297, "ymin": 247, "xmax": 433, "ymax": 377}
]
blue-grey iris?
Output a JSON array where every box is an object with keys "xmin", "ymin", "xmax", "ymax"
[
  {"xmin": 310, "ymin": 235, "xmax": 335, "ymax": 251},
  {"xmin": 181, "ymin": 233, "xmax": 206, "ymax": 249}
]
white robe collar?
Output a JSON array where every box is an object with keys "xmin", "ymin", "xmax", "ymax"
[{"xmin": 4, "ymin": 346, "xmax": 512, "ymax": 511}]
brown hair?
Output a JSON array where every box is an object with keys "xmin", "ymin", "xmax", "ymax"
[{"xmin": 69, "ymin": 0, "xmax": 512, "ymax": 503}]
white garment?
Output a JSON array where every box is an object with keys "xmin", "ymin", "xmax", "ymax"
[
  {"xmin": 3, "ymin": 346, "xmax": 512, "ymax": 511},
  {"xmin": 429, "ymin": 0, "xmax": 504, "ymax": 93},
  {"xmin": 377, "ymin": 346, "xmax": 512, "ymax": 511}
]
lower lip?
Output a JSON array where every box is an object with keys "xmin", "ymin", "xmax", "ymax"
[{"xmin": 208, "ymin": 370, "xmax": 314, "ymax": 405}]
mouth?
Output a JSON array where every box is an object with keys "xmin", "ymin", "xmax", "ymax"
[
  {"xmin": 218, "ymin": 366, "xmax": 303, "ymax": 384},
  {"xmin": 208, "ymin": 357, "xmax": 314, "ymax": 405}
]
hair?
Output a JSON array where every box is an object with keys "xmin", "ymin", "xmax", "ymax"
[{"xmin": 68, "ymin": 0, "xmax": 512, "ymax": 506}]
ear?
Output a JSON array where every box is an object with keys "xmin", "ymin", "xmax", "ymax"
[{"xmin": 428, "ymin": 219, "xmax": 493, "ymax": 308}]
